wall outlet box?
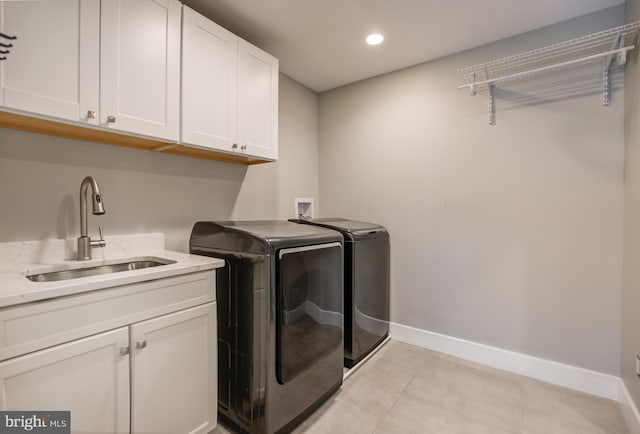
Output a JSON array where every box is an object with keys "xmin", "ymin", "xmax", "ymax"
[
  {"xmin": 636, "ymin": 354, "xmax": 640, "ymax": 377},
  {"xmin": 294, "ymin": 198, "xmax": 314, "ymax": 219}
]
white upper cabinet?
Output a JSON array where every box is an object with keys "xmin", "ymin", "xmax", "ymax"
[
  {"xmin": 0, "ymin": 0, "xmax": 180, "ymax": 141},
  {"xmin": 0, "ymin": 0, "xmax": 100, "ymax": 125},
  {"xmin": 181, "ymin": 6, "xmax": 278, "ymax": 160},
  {"xmin": 0, "ymin": 2, "xmax": 278, "ymax": 162},
  {"xmin": 181, "ymin": 6, "xmax": 237, "ymax": 151},
  {"xmin": 237, "ymin": 39, "xmax": 279, "ymax": 160},
  {"xmin": 101, "ymin": 0, "xmax": 181, "ymax": 141}
]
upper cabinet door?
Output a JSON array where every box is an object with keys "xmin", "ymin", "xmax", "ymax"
[
  {"xmin": 100, "ymin": 0, "xmax": 181, "ymax": 141},
  {"xmin": 181, "ymin": 6, "xmax": 237, "ymax": 152},
  {"xmin": 0, "ymin": 0, "xmax": 100, "ymax": 125},
  {"xmin": 237, "ymin": 40, "xmax": 279, "ymax": 160}
]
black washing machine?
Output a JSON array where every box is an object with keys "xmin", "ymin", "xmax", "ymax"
[
  {"xmin": 290, "ymin": 218, "xmax": 389, "ymax": 368},
  {"xmin": 190, "ymin": 221, "xmax": 344, "ymax": 434}
]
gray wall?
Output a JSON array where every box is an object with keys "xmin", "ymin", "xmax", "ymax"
[
  {"xmin": 0, "ymin": 74, "xmax": 319, "ymax": 252},
  {"xmin": 231, "ymin": 75, "xmax": 319, "ymax": 220},
  {"xmin": 0, "ymin": 5, "xmax": 629, "ymax": 380},
  {"xmin": 318, "ymin": 7, "xmax": 625, "ymax": 374},
  {"xmin": 623, "ymin": 0, "xmax": 640, "ymax": 410}
]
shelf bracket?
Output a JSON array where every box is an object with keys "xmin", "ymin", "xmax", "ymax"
[
  {"xmin": 617, "ymin": 49, "xmax": 627, "ymax": 65},
  {"xmin": 605, "ymin": 35, "xmax": 621, "ymax": 63},
  {"xmin": 605, "ymin": 32, "xmax": 626, "ymax": 67},
  {"xmin": 488, "ymin": 84, "xmax": 495, "ymax": 125},
  {"xmin": 603, "ymin": 60, "xmax": 610, "ymax": 106},
  {"xmin": 470, "ymin": 73, "xmax": 476, "ymax": 96},
  {"xmin": 603, "ymin": 34, "xmax": 624, "ymax": 106}
]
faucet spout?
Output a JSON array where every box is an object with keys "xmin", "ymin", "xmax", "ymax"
[{"xmin": 78, "ymin": 176, "xmax": 106, "ymax": 260}]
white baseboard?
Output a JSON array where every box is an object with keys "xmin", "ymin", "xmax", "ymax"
[
  {"xmin": 620, "ymin": 380, "xmax": 640, "ymax": 434},
  {"xmin": 389, "ymin": 322, "xmax": 620, "ymax": 401}
]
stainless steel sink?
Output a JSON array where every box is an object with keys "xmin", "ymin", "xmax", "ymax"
[{"xmin": 26, "ymin": 257, "xmax": 177, "ymax": 282}]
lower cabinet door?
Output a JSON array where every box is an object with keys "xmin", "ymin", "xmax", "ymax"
[
  {"xmin": 0, "ymin": 327, "xmax": 130, "ymax": 433},
  {"xmin": 130, "ymin": 302, "xmax": 217, "ymax": 434}
]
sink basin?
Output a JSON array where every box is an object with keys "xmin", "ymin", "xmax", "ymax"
[{"xmin": 26, "ymin": 257, "xmax": 177, "ymax": 282}]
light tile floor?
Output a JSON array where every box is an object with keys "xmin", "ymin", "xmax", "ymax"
[{"xmin": 216, "ymin": 340, "xmax": 629, "ymax": 433}]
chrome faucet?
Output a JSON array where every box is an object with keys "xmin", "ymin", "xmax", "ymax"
[{"xmin": 77, "ymin": 176, "xmax": 106, "ymax": 260}]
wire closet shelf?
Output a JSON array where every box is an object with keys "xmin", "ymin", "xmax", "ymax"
[{"xmin": 457, "ymin": 21, "xmax": 640, "ymax": 124}]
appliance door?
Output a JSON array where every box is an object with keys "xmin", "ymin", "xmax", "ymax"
[
  {"xmin": 351, "ymin": 231, "xmax": 390, "ymax": 361},
  {"xmin": 276, "ymin": 242, "xmax": 343, "ymax": 384}
]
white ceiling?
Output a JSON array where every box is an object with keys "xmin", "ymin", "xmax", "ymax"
[{"xmin": 182, "ymin": 0, "xmax": 625, "ymax": 92}]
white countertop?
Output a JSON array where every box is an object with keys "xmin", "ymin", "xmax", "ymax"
[{"xmin": 0, "ymin": 233, "xmax": 224, "ymax": 308}]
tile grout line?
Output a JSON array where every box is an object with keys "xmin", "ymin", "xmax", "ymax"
[
  {"xmin": 369, "ymin": 349, "xmax": 429, "ymax": 433},
  {"xmin": 334, "ymin": 337, "xmax": 396, "ymax": 433},
  {"xmin": 290, "ymin": 339, "xmax": 626, "ymax": 433},
  {"xmin": 343, "ymin": 336, "xmax": 391, "ymax": 382}
]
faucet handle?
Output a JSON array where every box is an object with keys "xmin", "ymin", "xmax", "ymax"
[{"xmin": 91, "ymin": 226, "xmax": 106, "ymax": 248}]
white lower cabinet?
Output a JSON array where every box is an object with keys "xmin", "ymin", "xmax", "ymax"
[
  {"xmin": 131, "ymin": 303, "xmax": 217, "ymax": 434},
  {"xmin": 0, "ymin": 301, "xmax": 217, "ymax": 434},
  {"xmin": 0, "ymin": 327, "xmax": 130, "ymax": 433}
]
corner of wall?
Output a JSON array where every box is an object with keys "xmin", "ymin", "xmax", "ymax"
[{"xmin": 622, "ymin": 0, "xmax": 640, "ymax": 423}]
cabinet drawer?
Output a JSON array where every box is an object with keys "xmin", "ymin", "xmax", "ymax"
[{"xmin": 0, "ymin": 271, "xmax": 215, "ymax": 361}]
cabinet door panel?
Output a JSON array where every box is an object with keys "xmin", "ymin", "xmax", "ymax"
[
  {"xmin": 182, "ymin": 6, "xmax": 237, "ymax": 152},
  {"xmin": 0, "ymin": 328, "xmax": 130, "ymax": 434},
  {"xmin": 101, "ymin": 0, "xmax": 180, "ymax": 140},
  {"xmin": 237, "ymin": 39, "xmax": 278, "ymax": 160},
  {"xmin": 0, "ymin": 0, "xmax": 99, "ymax": 124},
  {"xmin": 131, "ymin": 302, "xmax": 216, "ymax": 434}
]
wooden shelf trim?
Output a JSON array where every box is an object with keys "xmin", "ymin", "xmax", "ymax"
[{"xmin": 0, "ymin": 111, "xmax": 271, "ymax": 165}]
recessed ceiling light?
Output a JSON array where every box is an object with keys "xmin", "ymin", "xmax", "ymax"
[{"xmin": 366, "ymin": 33, "xmax": 384, "ymax": 46}]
